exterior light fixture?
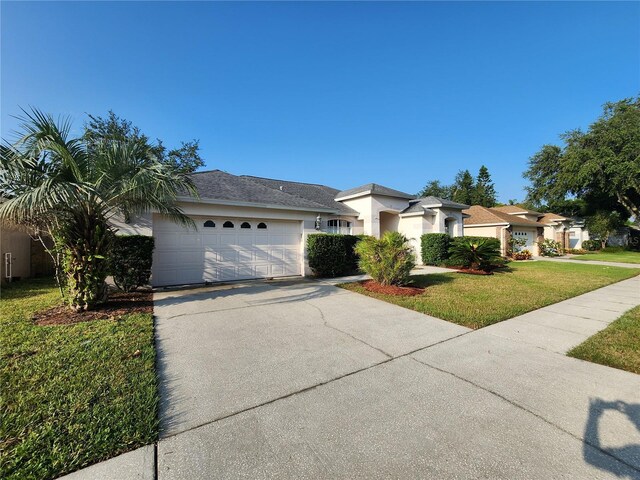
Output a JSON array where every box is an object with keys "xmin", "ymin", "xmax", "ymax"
[{"xmin": 315, "ymin": 215, "xmax": 322, "ymax": 231}]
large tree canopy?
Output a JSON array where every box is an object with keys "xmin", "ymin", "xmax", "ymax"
[
  {"xmin": 524, "ymin": 97, "xmax": 640, "ymax": 219},
  {"xmin": 416, "ymin": 179, "xmax": 452, "ymax": 199},
  {"xmin": 84, "ymin": 111, "xmax": 205, "ymax": 174}
]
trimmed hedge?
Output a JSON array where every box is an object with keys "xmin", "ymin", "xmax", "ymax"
[
  {"xmin": 421, "ymin": 233, "xmax": 451, "ymax": 265},
  {"xmin": 307, "ymin": 234, "xmax": 362, "ymax": 277},
  {"xmin": 110, "ymin": 235, "xmax": 155, "ymax": 292}
]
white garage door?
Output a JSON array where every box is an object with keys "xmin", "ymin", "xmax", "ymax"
[
  {"xmin": 152, "ymin": 215, "xmax": 302, "ymax": 287},
  {"xmin": 512, "ymin": 230, "xmax": 536, "ymax": 250}
]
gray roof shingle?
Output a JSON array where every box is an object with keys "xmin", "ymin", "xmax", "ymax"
[
  {"xmin": 240, "ymin": 175, "xmax": 358, "ymax": 214},
  {"xmin": 401, "ymin": 197, "xmax": 469, "ymax": 214},
  {"xmin": 185, "ymin": 170, "xmax": 357, "ymax": 214},
  {"xmin": 335, "ymin": 183, "xmax": 414, "ymax": 200}
]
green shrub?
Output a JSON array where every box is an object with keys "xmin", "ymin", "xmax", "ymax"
[
  {"xmin": 448, "ymin": 237, "xmax": 502, "ymax": 271},
  {"xmin": 110, "ymin": 235, "xmax": 155, "ymax": 292},
  {"xmin": 307, "ymin": 234, "xmax": 361, "ymax": 277},
  {"xmin": 538, "ymin": 239, "xmax": 563, "ymax": 257},
  {"xmin": 582, "ymin": 239, "xmax": 601, "ymax": 251},
  {"xmin": 355, "ymin": 232, "xmax": 415, "ymax": 286},
  {"xmin": 454, "ymin": 236, "xmax": 501, "ymax": 252},
  {"xmin": 421, "ymin": 233, "xmax": 451, "ymax": 265}
]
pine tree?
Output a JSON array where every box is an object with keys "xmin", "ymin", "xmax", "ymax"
[{"xmin": 473, "ymin": 165, "xmax": 497, "ymax": 207}]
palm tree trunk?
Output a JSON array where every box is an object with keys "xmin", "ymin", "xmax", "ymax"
[{"xmin": 62, "ymin": 213, "xmax": 111, "ymax": 311}]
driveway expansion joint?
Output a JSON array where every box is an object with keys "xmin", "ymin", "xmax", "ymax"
[
  {"xmin": 159, "ymin": 329, "xmax": 476, "ymax": 442},
  {"xmin": 409, "ymin": 356, "xmax": 640, "ymax": 475}
]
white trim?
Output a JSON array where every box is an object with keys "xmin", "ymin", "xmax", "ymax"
[
  {"xmin": 399, "ymin": 211, "xmax": 426, "ymax": 218},
  {"xmin": 177, "ymin": 195, "xmax": 337, "ymax": 214},
  {"xmin": 334, "ymin": 190, "xmax": 373, "ymax": 201},
  {"xmin": 464, "ymin": 222, "xmax": 510, "ymax": 227}
]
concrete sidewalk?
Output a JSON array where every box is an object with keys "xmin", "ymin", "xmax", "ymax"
[
  {"xmin": 482, "ymin": 275, "xmax": 640, "ymax": 353},
  {"xmin": 535, "ymin": 256, "xmax": 640, "ymax": 269}
]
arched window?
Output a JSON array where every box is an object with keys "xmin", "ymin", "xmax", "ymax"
[
  {"xmin": 327, "ymin": 219, "xmax": 352, "ymax": 234},
  {"xmin": 257, "ymin": 222, "xmax": 267, "ymax": 229},
  {"xmin": 241, "ymin": 222, "xmax": 251, "ymax": 229},
  {"xmin": 223, "ymin": 221, "xmax": 234, "ymax": 228},
  {"xmin": 204, "ymin": 220, "xmax": 215, "ymax": 228}
]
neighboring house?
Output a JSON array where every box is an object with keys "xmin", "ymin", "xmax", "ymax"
[
  {"xmin": 463, "ymin": 204, "xmax": 590, "ymax": 255},
  {"xmin": 0, "ymin": 225, "xmax": 54, "ymax": 284},
  {"xmin": 463, "ymin": 205, "xmax": 545, "ymax": 256},
  {"xmin": 115, "ymin": 170, "xmax": 468, "ymax": 287}
]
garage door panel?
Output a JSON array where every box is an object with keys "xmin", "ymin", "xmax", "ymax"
[
  {"xmin": 255, "ymin": 234, "xmax": 269, "ymax": 245},
  {"xmin": 238, "ymin": 235, "xmax": 254, "ymax": 246},
  {"xmin": 270, "ymin": 249, "xmax": 285, "ymax": 261},
  {"xmin": 152, "ymin": 215, "xmax": 301, "ymax": 286}
]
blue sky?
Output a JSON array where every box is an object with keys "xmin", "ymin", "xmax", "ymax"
[{"xmin": 2, "ymin": 1, "xmax": 638, "ymax": 202}]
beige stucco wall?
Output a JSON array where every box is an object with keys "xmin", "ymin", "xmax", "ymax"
[
  {"xmin": 397, "ymin": 215, "xmax": 424, "ymax": 263},
  {"xmin": 0, "ymin": 227, "xmax": 31, "ymax": 282},
  {"xmin": 463, "ymin": 225, "xmax": 501, "ymax": 239},
  {"xmin": 340, "ymin": 195, "xmax": 410, "ymax": 238}
]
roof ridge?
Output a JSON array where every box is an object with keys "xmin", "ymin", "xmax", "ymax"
[
  {"xmin": 239, "ymin": 174, "xmax": 334, "ymax": 189},
  {"xmin": 238, "ymin": 175, "xmax": 331, "ymax": 210}
]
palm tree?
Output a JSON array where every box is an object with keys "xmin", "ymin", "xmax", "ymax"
[
  {"xmin": 448, "ymin": 237, "xmax": 501, "ymax": 271},
  {"xmin": 0, "ymin": 109, "xmax": 196, "ymax": 311}
]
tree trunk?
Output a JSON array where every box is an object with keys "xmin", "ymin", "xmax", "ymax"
[
  {"xmin": 617, "ymin": 192, "xmax": 640, "ymax": 219},
  {"xmin": 61, "ymin": 213, "xmax": 112, "ymax": 311}
]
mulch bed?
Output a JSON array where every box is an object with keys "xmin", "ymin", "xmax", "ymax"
[
  {"xmin": 33, "ymin": 290, "xmax": 153, "ymax": 326},
  {"xmin": 361, "ymin": 280, "xmax": 425, "ymax": 296}
]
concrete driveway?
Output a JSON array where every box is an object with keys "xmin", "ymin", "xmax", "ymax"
[{"xmin": 153, "ymin": 277, "xmax": 640, "ymax": 479}]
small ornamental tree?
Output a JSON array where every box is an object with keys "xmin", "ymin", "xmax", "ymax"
[
  {"xmin": 355, "ymin": 232, "xmax": 415, "ymax": 286},
  {"xmin": 448, "ymin": 237, "xmax": 501, "ymax": 271}
]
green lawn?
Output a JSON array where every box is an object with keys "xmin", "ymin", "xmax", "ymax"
[
  {"xmin": 571, "ymin": 249, "xmax": 640, "ymax": 264},
  {"xmin": 568, "ymin": 306, "xmax": 640, "ymax": 374},
  {"xmin": 0, "ymin": 278, "xmax": 158, "ymax": 480},
  {"xmin": 340, "ymin": 262, "xmax": 639, "ymax": 329}
]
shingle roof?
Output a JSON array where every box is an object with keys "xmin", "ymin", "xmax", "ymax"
[
  {"xmin": 240, "ymin": 175, "xmax": 358, "ymax": 214},
  {"xmin": 418, "ymin": 196, "xmax": 470, "ymax": 209},
  {"xmin": 335, "ymin": 183, "xmax": 414, "ymax": 200},
  {"xmin": 401, "ymin": 197, "xmax": 468, "ymax": 214},
  {"xmin": 538, "ymin": 213, "xmax": 569, "ymax": 225},
  {"xmin": 185, "ymin": 170, "xmax": 357, "ymax": 214},
  {"xmin": 463, "ymin": 206, "xmax": 544, "ymax": 227},
  {"xmin": 492, "ymin": 205, "xmax": 544, "ymax": 216}
]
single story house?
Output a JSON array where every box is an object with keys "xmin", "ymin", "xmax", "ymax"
[
  {"xmin": 116, "ymin": 170, "xmax": 468, "ymax": 287},
  {"xmin": 463, "ymin": 205, "xmax": 590, "ymax": 255}
]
